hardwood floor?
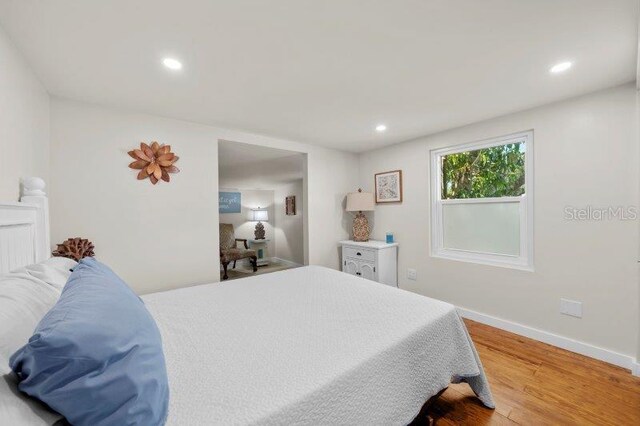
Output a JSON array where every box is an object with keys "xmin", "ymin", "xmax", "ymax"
[{"xmin": 427, "ymin": 319, "xmax": 640, "ymax": 425}]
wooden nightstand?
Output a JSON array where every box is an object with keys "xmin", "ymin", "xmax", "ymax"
[{"xmin": 339, "ymin": 240, "xmax": 398, "ymax": 287}]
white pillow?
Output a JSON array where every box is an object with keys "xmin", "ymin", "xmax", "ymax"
[
  {"xmin": 0, "ymin": 257, "xmax": 77, "ymax": 365},
  {"xmin": 0, "ymin": 257, "xmax": 75, "ymax": 425},
  {"xmin": 18, "ymin": 256, "xmax": 77, "ymax": 291}
]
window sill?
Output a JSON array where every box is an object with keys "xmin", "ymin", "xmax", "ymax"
[{"xmin": 431, "ymin": 250, "xmax": 534, "ymax": 272}]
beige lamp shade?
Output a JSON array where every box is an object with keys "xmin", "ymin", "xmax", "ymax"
[
  {"xmin": 250, "ymin": 208, "xmax": 269, "ymax": 222},
  {"xmin": 346, "ymin": 190, "xmax": 374, "ymax": 212}
]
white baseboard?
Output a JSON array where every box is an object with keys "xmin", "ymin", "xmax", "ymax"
[
  {"xmin": 271, "ymin": 257, "xmax": 303, "ymax": 267},
  {"xmin": 457, "ymin": 307, "xmax": 638, "ymax": 375}
]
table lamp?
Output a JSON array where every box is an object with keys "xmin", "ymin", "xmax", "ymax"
[
  {"xmin": 250, "ymin": 208, "xmax": 268, "ymax": 239},
  {"xmin": 346, "ymin": 189, "xmax": 375, "ymax": 242}
]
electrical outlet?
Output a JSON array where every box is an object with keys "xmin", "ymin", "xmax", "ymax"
[
  {"xmin": 407, "ymin": 268, "xmax": 417, "ymax": 281},
  {"xmin": 560, "ymin": 298, "xmax": 582, "ymax": 318}
]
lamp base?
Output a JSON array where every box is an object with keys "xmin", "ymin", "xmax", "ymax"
[
  {"xmin": 254, "ymin": 222, "xmax": 265, "ymax": 239},
  {"xmin": 352, "ymin": 211, "xmax": 370, "ymax": 242}
]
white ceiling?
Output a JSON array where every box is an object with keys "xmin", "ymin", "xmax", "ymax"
[
  {"xmin": 0, "ymin": 0, "xmax": 637, "ymax": 152},
  {"xmin": 218, "ymin": 140, "xmax": 303, "ymax": 189}
]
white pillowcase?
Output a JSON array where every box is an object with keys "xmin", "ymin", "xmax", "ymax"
[
  {"xmin": 17, "ymin": 256, "xmax": 76, "ymax": 291},
  {"xmin": 0, "ymin": 257, "xmax": 76, "ymax": 425},
  {"xmin": 0, "ymin": 257, "xmax": 77, "ymax": 369}
]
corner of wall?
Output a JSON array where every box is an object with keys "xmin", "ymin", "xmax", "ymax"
[{"xmin": 0, "ymin": 23, "xmax": 50, "ymax": 201}]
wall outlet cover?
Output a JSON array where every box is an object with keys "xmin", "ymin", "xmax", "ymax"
[
  {"xmin": 560, "ymin": 298, "xmax": 582, "ymax": 318},
  {"xmin": 407, "ymin": 268, "xmax": 417, "ymax": 281}
]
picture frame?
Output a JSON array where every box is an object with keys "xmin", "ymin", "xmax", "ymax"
[
  {"xmin": 219, "ymin": 191, "xmax": 241, "ymax": 213},
  {"xmin": 375, "ymin": 170, "xmax": 403, "ymax": 203},
  {"xmin": 286, "ymin": 195, "xmax": 296, "ymax": 215}
]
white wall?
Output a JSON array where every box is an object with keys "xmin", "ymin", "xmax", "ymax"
[
  {"xmin": 0, "ymin": 25, "xmax": 49, "ymax": 200},
  {"xmin": 637, "ymin": 87, "xmax": 640, "ymax": 371},
  {"xmin": 274, "ymin": 179, "xmax": 304, "ymax": 265},
  {"xmin": 219, "ymin": 189, "xmax": 276, "ymax": 257},
  {"xmin": 50, "ymin": 98, "xmax": 358, "ymax": 293},
  {"xmin": 50, "ymin": 100, "xmax": 220, "ymax": 294},
  {"xmin": 306, "ymin": 149, "xmax": 359, "ymax": 267},
  {"xmin": 358, "ymin": 83, "xmax": 639, "ymax": 359}
]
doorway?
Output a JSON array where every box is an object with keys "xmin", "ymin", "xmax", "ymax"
[{"xmin": 217, "ymin": 140, "xmax": 307, "ymax": 281}]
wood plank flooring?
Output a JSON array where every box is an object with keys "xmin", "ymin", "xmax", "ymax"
[{"xmin": 427, "ymin": 319, "xmax": 640, "ymax": 425}]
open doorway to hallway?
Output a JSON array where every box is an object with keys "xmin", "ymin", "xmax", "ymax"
[{"xmin": 218, "ymin": 140, "xmax": 306, "ymax": 281}]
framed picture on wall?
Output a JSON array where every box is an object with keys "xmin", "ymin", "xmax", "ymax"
[
  {"xmin": 375, "ymin": 170, "xmax": 403, "ymax": 203},
  {"xmin": 286, "ymin": 196, "xmax": 296, "ymax": 215},
  {"xmin": 219, "ymin": 191, "xmax": 241, "ymax": 213}
]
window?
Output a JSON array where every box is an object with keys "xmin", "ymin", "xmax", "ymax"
[{"xmin": 430, "ymin": 131, "xmax": 533, "ymax": 270}]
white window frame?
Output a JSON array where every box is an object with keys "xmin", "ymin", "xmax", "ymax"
[{"xmin": 430, "ymin": 131, "xmax": 534, "ymax": 271}]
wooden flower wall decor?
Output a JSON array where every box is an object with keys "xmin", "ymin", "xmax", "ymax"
[{"xmin": 128, "ymin": 141, "xmax": 180, "ymax": 184}]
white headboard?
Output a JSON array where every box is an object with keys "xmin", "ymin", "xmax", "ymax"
[{"xmin": 0, "ymin": 177, "xmax": 50, "ymax": 274}]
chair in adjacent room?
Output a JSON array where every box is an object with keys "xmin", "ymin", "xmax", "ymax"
[{"xmin": 219, "ymin": 223, "xmax": 258, "ymax": 280}]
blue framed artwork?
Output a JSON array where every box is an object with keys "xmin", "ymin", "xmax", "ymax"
[{"xmin": 219, "ymin": 192, "xmax": 241, "ymax": 213}]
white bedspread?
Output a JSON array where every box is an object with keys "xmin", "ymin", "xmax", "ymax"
[{"xmin": 143, "ymin": 266, "xmax": 494, "ymax": 425}]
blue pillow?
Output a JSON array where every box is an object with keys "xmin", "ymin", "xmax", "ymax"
[{"xmin": 9, "ymin": 257, "xmax": 169, "ymax": 426}]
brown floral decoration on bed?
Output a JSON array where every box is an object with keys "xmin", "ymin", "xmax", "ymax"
[
  {"xmin": 128, "ymin": 141, "xmax": 180, "ymax": 184},
  {"xmin": 52, "ymin": 237, "xmax": 96, "ymax": 261}
]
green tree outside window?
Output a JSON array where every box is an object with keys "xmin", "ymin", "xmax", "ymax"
[{"xmin": 441, "ymin": 143, "xmax": 525, "ymax": 199}]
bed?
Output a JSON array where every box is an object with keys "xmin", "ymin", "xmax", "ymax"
[{"xmin": 1, "ymin": 178, "xmax": 493, "ymax": 425}]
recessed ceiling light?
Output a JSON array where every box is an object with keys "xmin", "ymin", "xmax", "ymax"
[
  {"xmin": 549, "ymin": 61, "xmax": 572, "ymax": 74},
  {"xmin": 162, "ymin": 58, "xmax": 183, "ymax": 70},
  {"xmin": 375, "ymin": 124, "xmax": 387, "ymax": 132}
]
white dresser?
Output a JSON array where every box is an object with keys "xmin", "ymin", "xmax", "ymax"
[{"xmin": 339, "ymin": 240, "xmax": 398, "ymax": 287}]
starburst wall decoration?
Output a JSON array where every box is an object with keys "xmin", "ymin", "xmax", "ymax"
[{"xmin": 128, "ymin": 141, "xmax": 180, "ymax": 184}]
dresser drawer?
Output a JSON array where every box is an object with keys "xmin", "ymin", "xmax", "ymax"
[{"xmin": 343, "ymin": 246, "xmax": 375, "ymax": 262}]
